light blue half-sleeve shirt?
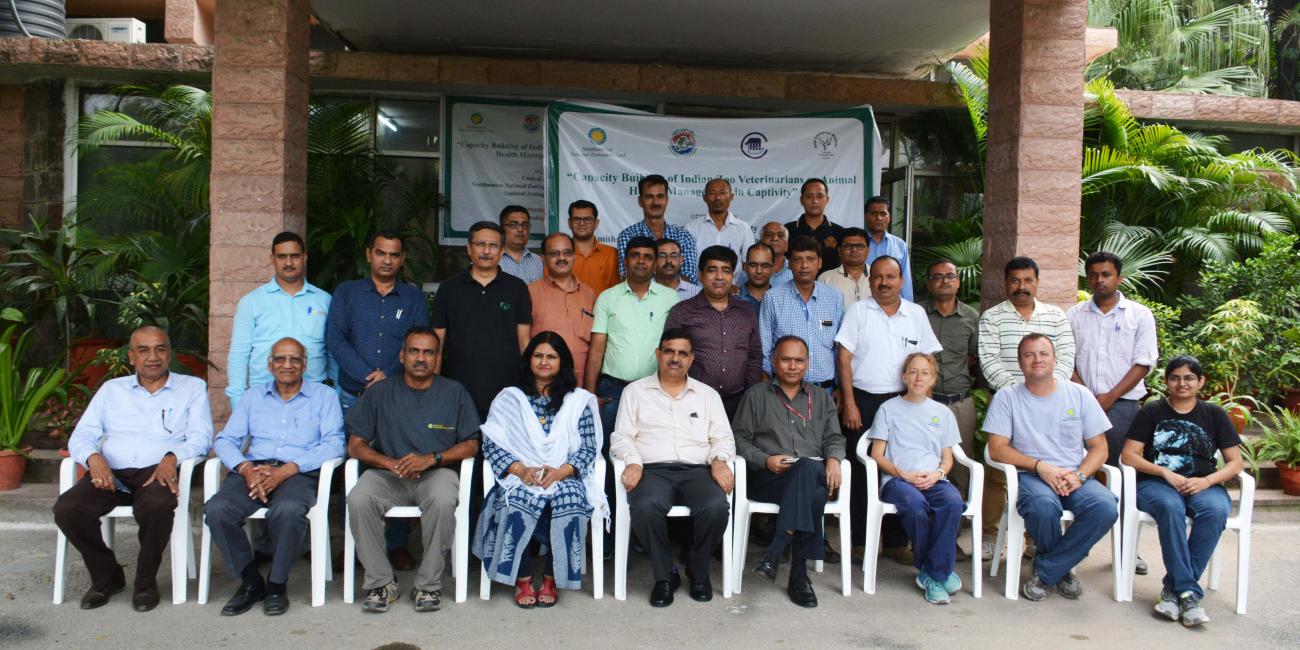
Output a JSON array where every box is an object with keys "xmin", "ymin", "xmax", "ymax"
[
  {"xmin": 867, "ymin": 231, "xmax": 914, "ymax": 302},
  {"xmin": 226, "ymin": 278, "xmax": 333, "ymax": 409},
  {"xmin": 214, "ymin": 380, "xmax": 345, "ymax": 474},
  {"xmin": 67, "ymin": 373, "xmax": 213, "ymax": 469}
]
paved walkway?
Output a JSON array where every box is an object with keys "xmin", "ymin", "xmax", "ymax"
[{"xmin": 0, "ymin": 513, "xmax": 1296, "ymax": 649}]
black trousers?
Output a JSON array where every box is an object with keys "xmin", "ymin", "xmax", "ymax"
[
  {"xmin": 52, "ymin": 465, "xmax": 178, "ymax": 590},
  {"xmin": 204, "ymin": 470, "xmax": 317, "ymax": 585},
  {"xmin": 847, "ymin": 388, "xmax": 907, "ymax": 548},
  {"xmin": 750, "ymin": 457, "xmax": 828, "ymax": 561},
  {"xmin": 628, "ymin": 463, "xmax": 730, "ymax": 582}
]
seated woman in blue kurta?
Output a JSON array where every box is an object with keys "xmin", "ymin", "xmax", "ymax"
[{"xmin": 474, "ymin": 331, "xmax": 607, "ymax": 608}]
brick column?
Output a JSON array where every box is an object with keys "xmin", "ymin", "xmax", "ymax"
[
  {"xmin": 982, "ymin": 0, "xmax": 1087, "ymax": 310},
  {"xmin": 0, "ymin": 87, "xmax": 24, "ymax": 230},
  {"xmin": 208, "ymin": 0, "xmax": 310, "ymax": 422}
]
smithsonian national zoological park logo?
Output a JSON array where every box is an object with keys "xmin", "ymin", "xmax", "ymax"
[
  {"xmin": 588, "ymin": 128, "xmax": 608, "ymax": 145},
  {"xmin": 470, "ymin": 112, "xmax": 484, "ymax": 125},
  {"xmin": 669, "ymin": 128, "xmax": 697, "ymax": 156}
]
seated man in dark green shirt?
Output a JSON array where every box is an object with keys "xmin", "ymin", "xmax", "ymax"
[
  {"xmin": 732, "ymin": 335, "xmax": 846, "ymax": 608},
  {"xmin": 345, "ymin": 327, "xmax": 481, "ymax": 614}
]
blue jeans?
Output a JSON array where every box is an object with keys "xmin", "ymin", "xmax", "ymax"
[
  {"xmin": 1017, "ymin": 473, "xmax": 1118, "ymax": 585},
  {"xmin": 596, "ymin": 375, "xmax": 629, "ymax": 444},
  {"xmin": 880, "ymin": 478, "xmax": 964, "ymax": 582},
  {"xmin": 1136, "ymin": 479, "xmax": 1230, "ymax": 599}
]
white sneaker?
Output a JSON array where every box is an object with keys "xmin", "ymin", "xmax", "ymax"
[{"xmin": 981, "ymin": 534, "xmax": 997, "ymax": 561}]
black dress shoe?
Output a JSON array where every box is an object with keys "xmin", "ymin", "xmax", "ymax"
[
  {"xmin": 688, "ymin": 578, "xmax": 713, "ymax": 602},
  {"xmin": 753, "ymin": 552, "xmax": 779, "ymax": 582},
  {"xmin": 787, "ymin": 574, "xmax": 818, "ymax": 608},
  {"xmin": 221, "ymin": 582, "xmax": 266, "ymax": 616},
  {"xmin": 649, "ymin": 580, "xmax": 674, "ymax": 607},
  {"xmin": 80, "ymin": 577, "xmax": 126, "ymax": 610},
  {"xmin": 132, "ymin": 583, "xmax": 160, "ymax": 612},
  {"xmin": 263, "ymin": 591, "xmax": 289, "ymax": 616}
]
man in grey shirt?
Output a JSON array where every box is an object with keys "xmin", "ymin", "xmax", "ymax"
[
  {"xmin": 984, "ymin": 333, "xmax": 1117, "ymax": 602},
  {"xmin": 345, "ymin": 327, "xmax": 481, "ymax": 614}
]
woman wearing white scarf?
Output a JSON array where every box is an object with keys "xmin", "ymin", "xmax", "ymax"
[{"xmin": 473, "ymin": 332, "xmax": 607, "ymax": 608}]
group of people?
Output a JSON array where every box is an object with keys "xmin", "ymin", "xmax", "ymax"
[{"xmin": 52, "ymin": 174, "xmax": 1243, "ymax": 628}]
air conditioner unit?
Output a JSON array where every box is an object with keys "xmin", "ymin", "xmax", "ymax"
[{"xmin": 65, "ymin": 18, "xmax": 146, "ymax": 44}]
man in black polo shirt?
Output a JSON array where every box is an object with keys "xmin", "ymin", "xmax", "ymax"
[
  {"xmin": 785, "ymin": 178, "xmax": 846, "ymax": 275},
  {"xmin": 431, "ymin": 220, "xmax": 532, "ymax": 418}
]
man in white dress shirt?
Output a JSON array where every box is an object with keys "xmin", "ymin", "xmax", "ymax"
[{"xmin": 686, "ymin": 178, "xmax": 754, "ymax": 261}]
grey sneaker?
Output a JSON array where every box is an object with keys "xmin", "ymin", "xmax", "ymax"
[
  {"xmin": 981, "ymin": 534, "xmax": 997, "ymax": 561},
  {"xmin": 1021, "ymin": 574, "xmax": 1051, "ymax": 601},
  {"xmin": 1179, "ymin": 591, "xmax": 1209, "ymax": 627},
  {"xmin": 1153, "ymin": 588, "xmax": 1180, "ymax": 621},
  {"xmin": 1057, "ymin": 571, "xmax": 1084, "ymax": 599},
  {"xmin": 1135, "ymin": 555, "xmax": 1149, "ymax": 575},
  {"xmin": 411, "ymin": 587, "xmax": 441, "ymax": 612},
  {"xmin": 362, "ymin": 582, "xmax": 399, "ymax": 613}
]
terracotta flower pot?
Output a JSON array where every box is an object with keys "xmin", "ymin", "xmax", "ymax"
[
  {"xmin": 0, "ymin": 447, "xmax": 32, "ymax": 491},
  {"xmin": 1277, "ymin": 461, "xmax": 1300, "ymax": 497},
  {"xmin": 1225, "ymin": 403, "xmax": 1251, "ymax": 435},
  {"xmin": 176, "ymin": 353, "xmax": 208, "ymax": 380},
  {"xmin": 1285, "ymin": 388, "xmax": 1300, "ymax": 416},
  {"xmin": 70, "ymin": 337, "xmax": 120, "ymax": 388}
]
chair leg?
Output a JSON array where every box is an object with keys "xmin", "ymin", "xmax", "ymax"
[
  {"xmin": 342, "ymin": 509, "xmax": 355, "ymax": 604},
  {"xmin": 53, "ymin": 532, "xmax": 67, "ymax": 604},
  {"xmin": 592, "ymin": 520, "xmax": 604, "ymax": 600},
  {"xmin": 198, "ymin": 517, "xmax": 212, "ymax": 605},
  {"xmin": 990, "ymin": 511, "xmax": 1006, "ymax": 578},
  {"xmin": 614, "ymin": 507, "xmax": 629, "ymax": 601},
  {"xmin": 186, "ymin": 523, "xmax": 197, "ymax": 580},
  {"xmin": 1235, "ymin": 528, "xmax": 1250, "ymax": 615},
  {"xmin": 1209, "ymin": 541, "xmax": 1222, "ymax": 592},
  {"xmin": 1004, "ymin": 515, "xmax": 1023, "ymax": 600},
  {"xmin": 170, "ymin": 516, "xmax": 187, "ymax": 604},
  {"xmin": 970, "ymin": 512, "xmax": 982, "ymax": 598},
  {"xmin": 1110, "ymin": 519, "xmax": 1123, "ymax": 602},
  {"xmin": 814, "ymin": 513, "xmax": 824, "ymax": 573},
  {"xmin": 454, "ymin": 509, "xmax": 469, "ymax": 604},
  {"xmin": 734, "ymin": 510, "xmax": 750, "ymax": 594},
  {"xmin": 839, "ymin": 512, "xmax": 852, "ymax": 597},
  {"xmin": 862, "ymin": 508, "xmax": 881, "ymax": 595},
  {"xmin": 721, "ymin": 512, "xmax": 733, "ymax": 599},
  {"xmin": 310, "ymin": 511, "xmax": 327, "ymax": 607}
]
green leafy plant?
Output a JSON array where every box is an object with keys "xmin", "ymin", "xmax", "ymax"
[
  {"xmin": 1194, "ymin": 298, "xmax": 1265, "ymax": 398},
  {"xmin": 1253, "ymin": 405, "xmax": 1300, "ymax": 469},
  {"xmin": 0, "ymin": 309, "xmax": 69, "ymax": 454}
]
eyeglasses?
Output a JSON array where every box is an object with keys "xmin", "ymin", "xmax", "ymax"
[
  {"xmin": 569, "ymin": 217, "xmax": 597, "ymax": 225},
  {"xmin": 1167, "ymin": 375, "xmax": 1200, "ymax": 384},
  {"xmin": 271, "ymin": 355, "xmax": 305, "ymax": 366},
  {"xmin": 929, "ymin": 273, "xmax": 958, "ymax": 282},
  {"xmin": 503, "ymin": 221, "xmax": 530, "ymax": 230}
]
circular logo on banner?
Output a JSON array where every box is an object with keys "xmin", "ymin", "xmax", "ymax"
[
  {"xmin": 470, "ymin": 112, "xmax": 484, "ymax": 125},
  {"xmin": 740, "ymin": 132, "xmax": 768, "ymax": 159},
  {"xmin": 588, "ymin": 128, "xmax": 608, "ymax": 145},
  {"xmin": 669, "ymin": 129, "xmax": 697, "ymax": 157},
  {"xmin": 813, "ymin": 131, "xmax": 838, "ymax": 158},
  {"xmin": 523, "ymin": 114, "xmax": 540, "ymax": 132}
]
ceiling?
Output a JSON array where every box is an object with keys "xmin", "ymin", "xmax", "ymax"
[{"xmin": 310, "ymin": 0, "xmax": 991, "ymax": 77}]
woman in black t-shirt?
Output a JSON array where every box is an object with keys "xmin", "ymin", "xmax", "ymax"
[{"xmin": 1121, "ymin": 355, "xmax": 1244, "ymax": 628}]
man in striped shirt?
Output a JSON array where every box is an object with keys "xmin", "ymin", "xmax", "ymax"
[{"xmin": 976, "ymin": 255, "xmax": 1076, "ymax": 560}]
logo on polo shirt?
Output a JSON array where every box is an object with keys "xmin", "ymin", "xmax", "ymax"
[
  {"xmin": 1064, "ymin": 407, "xmax": 1079, "ymax": 421},
  {"xmin": 499, "ymin": 301, "xmax": 513, "ymax": 311},
  {"xmin": 929, "ymin": 416, "xmax": 941, "ymax": 427}
]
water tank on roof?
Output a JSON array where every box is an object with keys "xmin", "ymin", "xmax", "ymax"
[{"xmin": 0, "ymin": 0, "xmax": 66, "ymax": 39}]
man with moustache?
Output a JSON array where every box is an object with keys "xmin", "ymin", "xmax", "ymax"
[
  {"xmin": 616, "ymin": 174, "xmax": 699, "ymax": 284},
  {"xmin": 227, "ymin": 231, "xmax": 332, "ymax": 410},
  {"xmin": 55, "ymin": 326, "xmax": 212, "ymax": 611},
  {"xmin": 817, "ymin": 227, "xmax": 872, "ymax": 309},
  {"xmin": 346, "ymin": 327, "xmax": 482, "ymax": 613},
  {"xmin": 529, "ymin": 232, "xmax": 598, "ymax": 387},
  {"xmin": 863, "ymin": 197, "xmax": 914, "ymax": 302},
  {"xmin": 666, "ymin": 245, "xmax": 762, "ymax": 419},
  {"xmin": 734, "ymin": 222, "xmax": 792, "ymax": 290},
  {"xmin": 206, "ymin": 337, "xmax": 345, "ymax": 616},
  {"xmin": 498, "ymin": 205, "xmax": 544, "ymax": 285},
  {"xmin": 566, "ymin": 199, "xmax": 620, "ymax": 293},
  {"xmin": 432, "ymin": 220, "xmax": 532, "ymax": 419},
  {"xmin": 836, "ymin": 255, "xmax": 942, "ymax": 562},
  {"xmin": 758, "ymin": 237, "xmax": 843, "ymax": 391},
  {"xmin": 611, "ymin": 329, "xmax": 736, "ymax": 607},
  {"xmin": 654, "ymin": 238, "xmax": 701, "ymax": 300},
  {"xmin": 686, "ymin": 178, "xmax": 754, "ymax": 260},
  {"xmin": 977, "ymin": 256, "xmax": 1075, "ymax": 561},
  {"xmin": 785, "ymin": 179, "xmax": 845, "ymax": 275}
]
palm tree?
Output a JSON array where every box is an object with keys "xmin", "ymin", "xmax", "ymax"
[{"xmin": 1088, "ymin": 0, "xmax": 1273, "ymax": 97}]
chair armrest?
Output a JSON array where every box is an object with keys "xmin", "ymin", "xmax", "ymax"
[
  {"xmin": 733, "ymin": 457, "xmax": 748, "ymax": 504},
  {"xmin": 457, "ymin": 458, "xmax": 474, "ymax": 508},
  {"xmin": 481, "ymin": 458, "xmax": 494, "ymax": 494},
  {"xmin": 950, "ymin": 444, "xmax": 982, "ymax": 510},
  {"xmin": 1119, "ymin": 463, "xmax": 1137, "ymax": 512},
  {"xmin": 1235, "ymin": 468, "xmax": 1256, "ymax": 523},
  {"xmin": 983, "ymin": 447, "xmax": 1019, "ymax": 502},
  {"xmin": 177, "ymin": 457, "xmax": 198, "ymax": 500},
  {"xmin": 202, "ymin": 457, "xmax": 224, "ymax": 503},
  {"xmin": 1098, "ymin": 464, "xmax": 1121, "ymax": 498},
  {"xmin": 863, "ymin": 455, "xmax": 882, "ymax": 506},
  {"xmin": 612, "ymin": 458, "xmax": 628, "ymax": 504},
  {"xmin": 58, "ymin": 457, "xmax": 75, "ymax": 493},
  {"xmin": 343, "ymin": 458, "xmax": 359, "ymax": 494},
  {"xmin": 314, "ymin": 457, "xmax": 343, "ymax": 508},
  {"xmin": 836, "ymin": 457, "xmax": 851, "ymax": 498}
]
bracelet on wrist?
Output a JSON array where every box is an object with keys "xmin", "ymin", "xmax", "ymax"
[{"xmin": 1033, "ymin": 459, "xmax": 1041, "ymax": 473}]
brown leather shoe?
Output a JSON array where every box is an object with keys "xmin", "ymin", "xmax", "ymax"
[
  {"xmin": 388, "ymin": 547, "xmax": 417, "ymax": 572},
  {"xmin": 822, "ymin": 541, "xmax": 842, "ymax": 564},
  {"xmin": 882, "ymin": 545, "xmax": 914, "ymax": 565}
]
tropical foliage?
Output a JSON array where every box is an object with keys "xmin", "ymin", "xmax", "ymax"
[
  {"xmin": 1088, "ymin": 0, "xmax": 1273, "ymax": 97},
  {"xmin": 0, "ymin": 309, "xmax": 69, "ymax": 452}
]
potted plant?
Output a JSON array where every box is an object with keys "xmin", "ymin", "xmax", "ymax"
[
  {"xmin": 0, "ymin": 309, "xmax": 68, "ymax": 490},
  {"xmin": 1254, "ymin": 406, "xmax": 1300, "ymax": 496}
]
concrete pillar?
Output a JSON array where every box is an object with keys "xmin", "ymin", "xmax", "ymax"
[
  {"xmin": 0, "ymin": 87, "xmax": 23, "ymax": 230},
  {"xmin": 208, "ymin": 0, "xmax": 310, "ymax": 422},
  {"xmin": 982, "ymin": 0, "xmax": 1087, "ymax": 310}
]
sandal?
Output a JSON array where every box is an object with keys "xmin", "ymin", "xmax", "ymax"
[
  {"xmin": 537, "ymin": 576, "xmax": 558, "ymax": 608},
  {"xmin": 514, "ymin": 578, "xmax": 536, "ymax": 609}
]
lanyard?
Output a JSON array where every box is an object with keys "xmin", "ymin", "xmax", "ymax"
[{"xmin": 773, "ymin": 384, "xmax": 812, "ymax": 423}]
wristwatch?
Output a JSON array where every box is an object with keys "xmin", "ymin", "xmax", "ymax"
[
  {"xmin": 434, "ymin": 452, "xmax": 444, "ymax": 467},
  {"xmin": 1073, "ymin": 470, "xmax": 1087, "ymax": 483}
]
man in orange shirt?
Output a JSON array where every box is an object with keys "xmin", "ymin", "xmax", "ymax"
[
  {"xmin": 530, "ymin": 232, "xmax": 598, "ymax": 386},
  {"xmin": 566, "ymin": 199, "xmax": 620, "ymax": 293}
]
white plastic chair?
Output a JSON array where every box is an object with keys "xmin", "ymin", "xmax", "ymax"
[
  {"xmin": 1119, "ymin": 454, "xmax": 1254, "ymax": 612},
  {"xmin": 197, "ymin": 457, "xmax": 342, "ymax": 607},
  {"xmin": 478, "ymin": 457, "xmax": 606, "ymax": 600},
  {"xmin": 342, "ymin": 457, "xmax": 474, "ymax": 604},
  {"xmin": 53, "ymin": 457, "xmax": 198, "ymax": 605},
  {"xmin": 612, "ymin": 457, "xmax": 735, "ymax": 600},
  {"xmin": 731, "ymin": 456, "xmax": 853, "ymax": 596},
  {"xmin": 855, "ymin": 433, "xmax": 984, "ymax": 597},
  {"xmin": 985, "ymin": 448, "xmax": 1123, "ymax": 601}
]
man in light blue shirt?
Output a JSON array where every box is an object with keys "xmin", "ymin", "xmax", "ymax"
[
  {"xmin": 865, "ymin": 196, "xmax": 914, "ymax": 302},
  {"xmin": 758, "ymin": 237, "xmax": 843, "ymax": 387},
  {"xmin": 226, "ymin": 231, "xmax": 332, "ymax": 409},
  {"xmin": 205, "ymin": 337, "xmax": 345, "ymax": 616},
  {"xmin": 55, "ymin": 326, "xmax": 212, "ymax": 611}
]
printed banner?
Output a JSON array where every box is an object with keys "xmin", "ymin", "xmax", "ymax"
[{"xmin": 544, "ymin": 101, "xmax": 880, "ymax": 243}]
